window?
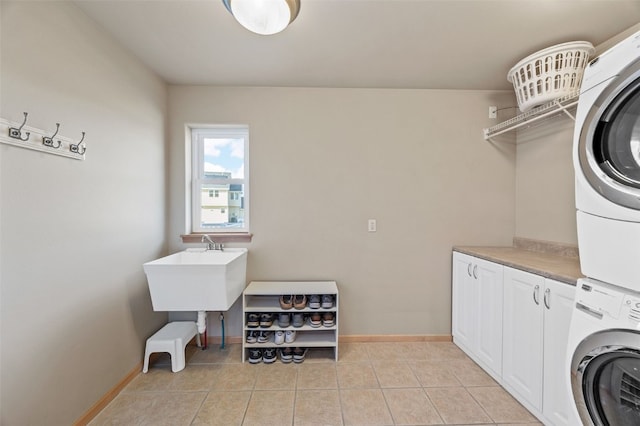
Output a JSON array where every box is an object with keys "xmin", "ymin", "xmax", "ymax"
[{"xmin": 191, "ymin": 126, "xmax": 249, "ymax": 233}]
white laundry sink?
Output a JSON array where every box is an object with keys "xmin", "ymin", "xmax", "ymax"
[{"xmin": 143, "ymin": 248, "xmax": 248, "ymax": 311}]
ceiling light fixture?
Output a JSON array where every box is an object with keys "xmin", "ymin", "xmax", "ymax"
[{"xmin": 222, "ymin": 0, "xmax": 300, "ymax": 35}]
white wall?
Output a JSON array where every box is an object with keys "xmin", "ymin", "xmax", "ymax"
[
  {"xmin": 168, "ymin": 86, "xmax": 517, "ymax": 338},
  {"xmin": 0, "ymin": 3, "xmax": 168, "ymax": 424},
  {"xmin": 515, "ymin": 119, "xmax": 578, "ymax": 244}
]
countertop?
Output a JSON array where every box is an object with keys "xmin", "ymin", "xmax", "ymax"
[{"xmin": 453, "ymin": 245, "xmax": 584, "ymax": 285}]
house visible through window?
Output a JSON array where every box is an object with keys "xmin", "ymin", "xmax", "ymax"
[{"xmin": 191, "ymin": 126, "xmax": 249, "ymax": 233}]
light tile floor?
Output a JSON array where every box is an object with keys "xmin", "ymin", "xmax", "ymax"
[{"xmin": 90, "ymin": 341, "xmax": 543, "ymax": 425}]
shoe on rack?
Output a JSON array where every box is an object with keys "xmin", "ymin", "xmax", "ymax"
[
  {"xmin": 260, "ymin": 313, "xmax": 274, "ymax": 328},
  {"xmin": 309, "ymin": 312, "xmax": 322, "ymax": 328},
  {"xmin": 275, "ymin": 330, "xmax": 285, "ymax": 345},
  {"xmin": 322, "ymin": 312, "xmax": 335, "ymax": 327},
  {"xmin": 293, "ymin": 295, "xmax": 307, "ymax": 309},
  {"xmin": 247, "ymin": 313, "xmax": 260, "ymax": 328},
  {"xmin": 279, "ymin": 295, "xmax": 293, "ymax": 310},
  {"xmin": 263, "ymin": 348, "xmax": 277, "ymax": 364},
  {"xmin": 293, "ymin": 347, "xmax": 308, "ymax": 363},
  {"xmin": 278, "ymin": 313, "xmax": 291, "ymax": 328},
  {"xmin": 257, "ymin": 331, "xmax": 273, "ymax": 343},
  {"xmin": 280, "ymin": 347, "xmax": 293, "ymax": 363},
  {"xmin": 292, "ymin": 312, "xmax": 305, "ymax": 328},
  {"xmin": 285, "ymin": 330, "xmax": 296, "ymax": 343},
  {"xmin": 321, "ymin": 294, "xmax": 334, "ymax": 308},
  {"xmin": 248, "ymin": 348, "xmax": 262, "ymax": 364},
  {"xmin": 308, "ymin": 294, "xmax": 321, "ymax": 309},
  {"xmin": 246, "ymin": 330, "xmax": 258, "ymax": 343}
]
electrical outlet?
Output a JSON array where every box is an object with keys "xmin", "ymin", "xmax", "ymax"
[
  {"xmin": 489, "ymin": 106, "xmax": 497, "ymax": 119},
  {"xmin": 368, "ymin": 219, "xmax": 377, "ymax": 232}
]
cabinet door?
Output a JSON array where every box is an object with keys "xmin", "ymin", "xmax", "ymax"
[
  {"xmin": 452, "ymin": 252, "xmax": 477, "ymax": 352},
  {"xmin": 475, "ymin": 258, "xmax": 503, "ymax": 376},
  {"xmin": 452, "ymin": 252, "xmax": 503, "ymax": 375},
  {"xmin": 503, "ymin": 267, "xmax": 544, "ymax": 411},
  {"xmin": 542, "ymin": 279, "xmax": 575, "ymax": 426}
]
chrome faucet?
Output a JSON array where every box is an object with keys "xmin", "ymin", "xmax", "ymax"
[{"xmin": 201, "ymin": 234, "xmax": 223, "ymax": 251}]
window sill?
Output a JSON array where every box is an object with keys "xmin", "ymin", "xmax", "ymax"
[{"xmin": 181, "ymin": 233, "xmax": 253, "ymax": 244}]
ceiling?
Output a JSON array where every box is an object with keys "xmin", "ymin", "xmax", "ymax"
[{"xmin": 74, "ymin": 0, "xmax": 640, "ymax": 90}]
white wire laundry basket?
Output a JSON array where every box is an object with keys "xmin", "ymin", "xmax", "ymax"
[{"xmin": 507, "ymin": 41, "xmax": 595, "ymax": 112}]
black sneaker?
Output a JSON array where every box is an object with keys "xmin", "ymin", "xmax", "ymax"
[
  {"xmin": 263, "ymin": 348, "xmax": 277, "ymax": 364},
  {"xmin": 247, "ymin": 313, "xmax": 259, "ymax": 328},
  {"xmin": 257, "ymin": 331, "xmax": 273, "ymax": 343},
  {"xmin": 280, "ymin": 347, "xmax": 294, "ymax": 363},
  {"xmin": 293, "ymin": 347, "xmax": 308, "ymax": 363},
  {"xmin": 248, "ymin": 348, "xmax": 262, "ymax": 364},
  {"xmin": 259, "ymin": 313, "xmax": 274, "ymax": 328}
]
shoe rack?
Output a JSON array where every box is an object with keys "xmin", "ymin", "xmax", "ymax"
[{"xmin": 241, "ymin": 281, "xmax": 339, "ymax": 363}]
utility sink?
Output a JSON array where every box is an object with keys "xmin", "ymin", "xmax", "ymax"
[{"xmin": 143, "ymin": 248, "xmax": 248, "ymax": 311}]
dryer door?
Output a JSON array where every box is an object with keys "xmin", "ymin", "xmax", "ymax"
[
  {"xmin": 571, "ymin": 330, "xmax": 640, "ymax": 426},
  {"xmin": 578, "ymin": 57, "xmax": 640, "ymax": 209}
]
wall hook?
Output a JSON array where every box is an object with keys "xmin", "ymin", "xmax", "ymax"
[
  {"xmin": 69, "ymin": 132, "xmax": 86, "ymax": 155},
  {"xmin": 8, "ymin": 112, "xmax": 30, "ymax": 141},
  {"xmin": 42, "ymin": 123, "xmax": 62, "ymax": 149}
]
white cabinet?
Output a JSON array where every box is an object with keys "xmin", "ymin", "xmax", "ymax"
[
  {"xmin": 452, "ymin": 252, "xmax": 503, "ymax": 377},
  {"xmin": 502, "ymin": 267, "xmax": 545, "ymax": 409},
  {"xmin": 242, "ymin": 281, "xmax": 339, "ymax": 363},
  {"xmin": 502, "ymin": 267, "xmax": 575, "ymax": 425},
  {"xmin": 542, "ymin": 278, "xmax": 576, "ymax": 426}
]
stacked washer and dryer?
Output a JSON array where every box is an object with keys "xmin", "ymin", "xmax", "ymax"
[{"xmin": 567, "ymin": 30, "xmax": 640, "ymax": 426}]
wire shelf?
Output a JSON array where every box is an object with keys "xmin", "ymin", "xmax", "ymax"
[{"xmin": 483, "ymin": 92, "xmax": 579, "ymax": 141}]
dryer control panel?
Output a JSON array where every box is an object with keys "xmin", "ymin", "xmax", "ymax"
[
  {"xmin": 576, "ymin": 278, "xmax": 640, "ymax": 328},
  {"xmin": 576, "ymin": 278, "xmax": 626, "ymax": 320},
  {"xmin": 623, "ymin": 295, "xmax": 640, "ymax": 326}
]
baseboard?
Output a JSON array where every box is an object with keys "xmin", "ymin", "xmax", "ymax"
[
  {"xmin": 338, "ymin": 334, "xmax": 452, "ymax": 343},
  {"xmin": 73, "ymin": 362, "xmax": 142, "ymax": 426},
  {"xmin": 206, "ymin": 334, "xmax": 452, "ymax": 343},
  {"xmin": 74, "ymin": 333, "xmax": 453, "ymax": 424},
  {"xmin": 206, "ymin": 335, "xmax": 243, "ymax": 344}
]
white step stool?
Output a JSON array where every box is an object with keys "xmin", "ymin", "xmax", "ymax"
[{"xmin": 142, "ymin": 321, "xmax": 201, "ymax": 373}]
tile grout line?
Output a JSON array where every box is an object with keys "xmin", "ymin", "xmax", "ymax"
[
  {"xmin": 369, "ymin": 357, "xmax": 396, "ymax": 425},
  {"xmin": 187, "ymin": 390, "xmax": 209, "ymax": 426}
]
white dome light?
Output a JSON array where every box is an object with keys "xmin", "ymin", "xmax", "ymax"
[{"xmin": 223, "ymin": 0, "xmax": 301, "ymax": 35}]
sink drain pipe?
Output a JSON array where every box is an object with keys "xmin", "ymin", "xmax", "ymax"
[
  {"xmin": 219, "ymin": 312, "xmax": 226, "ymax": 350},
  {"xmin": 197, "ymin": 311, "xmax": 207, "ymax": 350}
]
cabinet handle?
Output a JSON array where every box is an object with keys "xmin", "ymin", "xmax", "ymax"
[
  {"xmin": 467, "ymin": 263, "xmax": 472, "ymax": 277},
  {"xmin": 533, "ymin": 284, "xmax": 540, "ymax": 305},
  {"xmin": 472, "ymin": 265, "xmax": 478, "ymax": 279},
  {"xmin": 544, "ymin": 288, "xmax": 551, "ymax": 309}
]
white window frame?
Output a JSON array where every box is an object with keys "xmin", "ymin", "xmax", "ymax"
[{"xmin": 190, "ymin": 125, "xmax": 250, "ymax": 234}]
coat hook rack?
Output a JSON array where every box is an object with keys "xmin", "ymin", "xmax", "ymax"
[
  {"xmin": 42, "ymin": 123, "xmax": 62, "ymax": 149},
  {"xmin": 8, "ymin": 112, "xmax": 30, "ymax": 141},
  {"xmin": 0, "ymin": 112, "xmax": 86, "ymax": 160},
  {"xmin": 69, "ymin": 132, "xmax": 86, "ymax": 155}
]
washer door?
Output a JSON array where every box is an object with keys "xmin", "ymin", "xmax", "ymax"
[
  {"xmin": 578, "ymin": 57, "xmax": 640, "ymax": 209},
  {"xmin": 571, "ymin": 330, "xmax": 640, "ymax": 426}
]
